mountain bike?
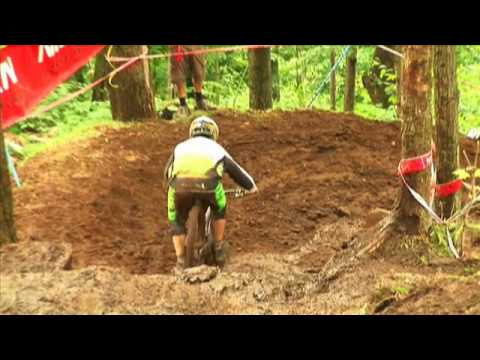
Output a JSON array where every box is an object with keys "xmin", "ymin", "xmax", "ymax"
[{"xmin": 184, "ymin": 188, "xmax": 250, "ymax": 268}]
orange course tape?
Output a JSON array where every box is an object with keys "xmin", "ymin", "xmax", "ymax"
[
  {"xmin": 107, "ymin": 45, "xmax": 280, "ymax": 62},
  {"xmin": 435, "ymin": 179, "xmax": 464, "ymax": 199},
  {"xmin": 398, "ymin": 151, "xmax": 433, "ymax": 176}
]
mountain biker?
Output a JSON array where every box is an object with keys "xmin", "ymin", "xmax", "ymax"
[{"xmin": 164, "ymin": 116, "xmax": 257, "ymax": 271}]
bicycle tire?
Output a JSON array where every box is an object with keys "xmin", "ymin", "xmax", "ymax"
[
  {"xmin": 196, "ymin": 207, "xmax": 214, "ymax": 266},
  {"xmin": 185, "ymin": 202, "xmax": 202, "ymax": 268}
]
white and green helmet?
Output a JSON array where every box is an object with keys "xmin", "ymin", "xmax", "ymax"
[{"xmin": 189, "ymin": 116, "xmax": 219, "ymax": 141}]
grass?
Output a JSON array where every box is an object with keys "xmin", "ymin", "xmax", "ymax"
[
  {"xmin": 21, "ymin": 119, "xmax": 121, "ymax": 162},
  {"xmin": 13, "ymin": 113, "xmax": 125, "ymax": 163}
]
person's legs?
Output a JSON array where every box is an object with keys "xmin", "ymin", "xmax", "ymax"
[
  {"xmin": 177, "ymin": 81, "xmax": 188, "ymax": 108},
  {"xmin": 168, "ymin": 188, "xmax": 189, "ymax": 269},
  {"xmin": 193, "ymin": 80, "xmax": 203, "ymax": 94},
  {"xmin": 190, "ymin": 47, "xmax": 205, "ymax": 92},
  {"xmin": 212, "ymin": 183, "xmax": 228, "ymax": 265},
  {"xmin": 173, "ymin": 235, "xmax": 186, "ymax": 259},
  {"xmin": 176, "ymin": 81, "xmax": 190, "ymax": 117},
  {"xmin": 193, "ymin": 80, "xmax": 209, "ymax": 110},
  {"xmin": 213, "ymin": 218, "xmax": 228, "ymax": 266},
  {"xmin": 213, "ymin": 219, "xmax": 226, "ymax": 242},
  {"xmin": 190, "ymin": 49, "xmax": 215, "ymax": 111},
  {"xmin": 170, "ymin": 46, "xmax": 190, "ymax": 116},
  {"xmin": 177, "ymin": 82, "xmax": 187, "ymax": 100}
]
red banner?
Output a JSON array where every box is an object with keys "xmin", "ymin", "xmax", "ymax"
[{"xmin": 0, "ymin": 45, "xmax": 105, "ymax": 129}]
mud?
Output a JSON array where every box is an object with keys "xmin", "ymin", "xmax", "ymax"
[{"xmin": 3, "ymin": 110, "xmax": 480, "ymax": 314}]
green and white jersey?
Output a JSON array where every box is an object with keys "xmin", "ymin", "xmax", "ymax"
[{"xmin": 165, "ymin": 136, "xmax": 256, "ymax": 191}]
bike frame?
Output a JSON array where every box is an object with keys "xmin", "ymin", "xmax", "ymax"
[{"xmin": 186, "ymin": 188, "xmax": 249, "ymax": 268}]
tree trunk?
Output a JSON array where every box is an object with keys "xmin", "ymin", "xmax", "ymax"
[
  {"xmin": 434, "ymin": 45, "xmax": 459, "ymax": 219},
  {"xmin": 362, "ymin": 46, "xmax": 400, "ymax": 109},
  {"xmin": 271, "ymin": 59, "xmax": 280, "ymax": 102},
  {"xmin": 92, "ymin": 47, "xmax": 109, "ymax": 102},
  {"xmin": 344, "ymin": 46, "xmax": 357, "ymax": 113},
  {"xmin": 107, "ymin": 45, "xmax": 156, "ymax": 121},
  {"xmin": 392, "ymin": 45, "xmax": 433, "ymax": 234},
  {"xmin": 330, "ymin": 48, "xmax": 336, "ymax": 110},
  {"xmin": 248, "ymin": 48, "xmax": 272, "ymax": 110},
  {"xmin": 0, "ymin": 101, "xmax": 17, "ymax": 245},
  {"xmin": 167, "ymin": 55, "xmax": 175, "ymax": 100},
  {"xmin": 395, "ymin": 46, "xmax": 403, "ymax": 119},
  {"xmin": 295, "ymin": 46, "xmax": 301, "ymax": 89}
]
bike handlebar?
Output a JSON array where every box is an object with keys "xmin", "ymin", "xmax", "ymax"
[
  {"xmin": 224, "ymin": 187, "xmax": 256, "ymax": 199},
  {"xmin": 168, "ymin": 187, "xmax": 256, "ymax": 199}
]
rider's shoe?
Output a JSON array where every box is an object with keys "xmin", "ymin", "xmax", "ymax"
[
  {"xmin": 176, "ymin": 105, "xmax": 191, "ymax": 118},
  {"xmin": 195, "ymin": 98, "xmax": 216, "ymax": 111},
  {"xmin": 215, "ymin": 241, "xmax": 230, "ymax": 267},
  {"xmin": 199, "ymin": 242, "xmax": 215, "ymax": 265}
]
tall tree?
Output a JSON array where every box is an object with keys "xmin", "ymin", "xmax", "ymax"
[
  {"xmin": 0, "ymin": 101, "xmax": 17, "ymax": 245},
  {"xmin": 107, "ymin": 45, "xmax": 156, "ymax": 121},
  {"xmin": 330, "ymin": 48, "xmax": 336, "ymax": 110},
  {"xmin": 248, "ymin": 48, "xmax": 272, "ymax": 110},
  {"xmin": 344, "ymin": 46, "xmax": 357, "ymax": 113},
  {"xmin": 392, "ymin": 45, "xmax": 433, "ymax": 234},
  {"xmin": 271, "ymin": 58, "xmax": 280, "ymax": 102},
  {"xmin": 395, "ymin": 46, "xmax": 403, "ymax": 118},
  {"xmin": 434, "ymin": 45, "xmax": 459, "ymax": 219},
  {"xmin": 92, "ymin": 47, "xmax": 109, "ymax": 102}
]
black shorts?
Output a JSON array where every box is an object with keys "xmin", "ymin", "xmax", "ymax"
[{"xmin": 168, "ymin": 190, "xmax": 226, "ymax": 236}]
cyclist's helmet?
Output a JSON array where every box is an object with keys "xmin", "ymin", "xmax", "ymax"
[{"xmin": 189, "ymin": 116, "xmax": 219, "ymax": 141}]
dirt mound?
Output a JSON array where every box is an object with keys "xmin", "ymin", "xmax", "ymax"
[
  {"xmin": 0, "ymin": 266, "xmax": 179, "ymax": 315},
  {"xmin": 368, "ymin": 271, "xmax": 480, "ymax": 315},
  {"xmin": 0, "ymin": 247, "xmax": 371, "ymax": 315},
  {"xmin": 5, "ymin": 109, "xmax": 480, "ymax": 314},
  {"xmin": 12, "ymin": 110, "xmax": 401, "ymax": 275},
  {"xmin": 0, "ymin": 242, "xmax": 72, "ymax": 274}
]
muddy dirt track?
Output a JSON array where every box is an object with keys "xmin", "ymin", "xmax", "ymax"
[
  {"xmin": 4, "ymin": 110, "xmax": 480, "ymax": 314},
  {"xmin": 12, "ymin": 110, "xmax": 401, "ymax": 274}
]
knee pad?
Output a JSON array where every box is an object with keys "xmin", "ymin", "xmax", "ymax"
[{"xmin": 212, "ymin": 207, "xmax": 226, "ymax": 220}]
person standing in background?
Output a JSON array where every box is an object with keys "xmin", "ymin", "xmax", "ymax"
[{"xmin": 170, "ymin": 45, "xmax": 215, "ymax": 117}]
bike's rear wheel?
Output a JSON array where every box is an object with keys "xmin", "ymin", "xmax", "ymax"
[
  {"xmin": 185, "ymin": 188, "xmax": 247, "ymax": 269},
  {"xmin": 185, "ymin": 203, "xmax": 202, "ymax": 268}
]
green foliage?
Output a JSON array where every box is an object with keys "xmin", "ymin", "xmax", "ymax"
[
  {"xmin": 150, "ymin": 45, "xmax": 393, "ymax": 116},
  {"xmin": 149, "ymin": 45, "xmax": 170, "ymax": 98},
  {"xmin": 19, "ymin": 115, "xmax": 121, "ymax": 162},
  {"xmin": 457, "ymin": 62, "xmax": 480, "ymax": 133},
  {"xmin": 430, "ymin": 223, "xmax": 464, "ymax": 257},
  {"xmin": 7, "ymin": 73, "xmax": 115, "ymax": 161},
  {"xmin": 8, "ymin": 45, "xmax": 480, "ymax": 161},
  {"xmin": 454, "ymin": 167, "xmax": 480, "ymax": 181},
  {"xmin": 391, "ymin": 284, "xmax": 412, "ymax": 296},
  {"xmin": 9, "ymin": 80, "xmax": 111, "ymax": 135},
  {"xmin": 376, "ymin": 61, "xmax": 398, "ymax": 105},
  {"xmin": 195, "ymin": 45, "xmax": 480, "ymax": 132},
  {"xmin": 431, "ymin": 141, "xmax": 480, "ymax": 258},
  {"xmin": 456, "ymin": 46, "xmax": 480, "ymax": 66}
]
